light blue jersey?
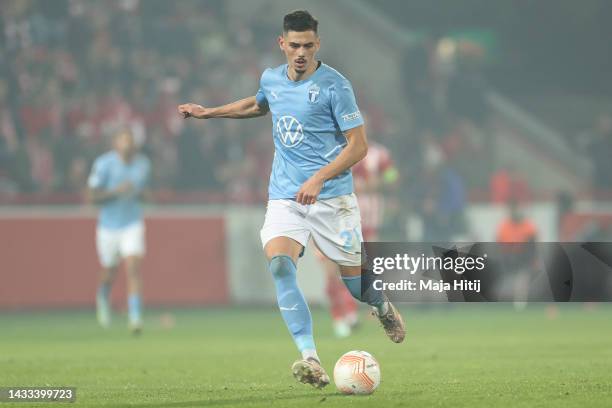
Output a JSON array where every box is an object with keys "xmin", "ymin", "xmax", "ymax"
[
  {"xmin": 88, "ymin": 151, "xmax": 150, "ymax": 230},
  {"xmin": 256, "ymin": 62, "xmax": 364, "ymax": 200}
]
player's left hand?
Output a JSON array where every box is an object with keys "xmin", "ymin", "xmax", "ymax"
[{"xmin": 296, "ymin": 175, "xmax": 324, "ymax": 205}]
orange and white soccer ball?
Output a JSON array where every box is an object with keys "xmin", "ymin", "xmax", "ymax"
[{"xmin": 333, "ymin": 350, "xmax": 381, "ymax": 395}]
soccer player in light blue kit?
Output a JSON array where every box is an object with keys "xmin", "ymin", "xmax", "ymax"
[
  {"xmin": 87, "ymin": 129, "xmax": 150, "ymax": 334},
  {"xmin": 178, "ymin": 10, "xmax": 405, "ymax": 388}
]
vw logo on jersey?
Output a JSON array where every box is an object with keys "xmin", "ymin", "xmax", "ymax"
[
  {"xmin": 308, "ymin": 84, "xmax": 320, "ymax": 104},
  {"xmin": 276, "ymin": 115, "xmax": 304, "ymax": 147}
]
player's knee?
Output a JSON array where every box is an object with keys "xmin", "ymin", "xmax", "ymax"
[{"xmin": 268, "ymin": 255, "xmax": 296, "ymax": 279}]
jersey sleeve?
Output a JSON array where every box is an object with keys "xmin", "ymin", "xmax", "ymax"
[
  {"xmin": 87, "ymin": 157, "xmax": 108, "ymax": 190},
  {"xmin": 330, "ymin": 78, "xmax": 364, "ymax": 132},
  {"xmin": 255, "ymin": 70, "xmax": 268, "ymax": 108},
  {"xmin": 255, "ymin": 88, "xmax": 268, "ymax": 107}
]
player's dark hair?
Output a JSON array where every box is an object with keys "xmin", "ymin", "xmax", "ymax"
[{"xmin": 283, "ymin": 10, "xmax": 318, "ymax": 34}]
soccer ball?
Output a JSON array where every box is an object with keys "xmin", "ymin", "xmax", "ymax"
[{"xmin": 333, "ymin": 350, "xmax": 381, "ymax": 395}]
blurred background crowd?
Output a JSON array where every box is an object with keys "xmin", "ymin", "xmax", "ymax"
[
  {"xmin": 1, "ymin": 0, "xmax": 612, "ymax": 242},
  {"xmin": 0, "ymin": 0, "xmax": 273, "ymax": 200}
]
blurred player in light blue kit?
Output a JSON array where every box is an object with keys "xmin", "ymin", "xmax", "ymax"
[
  {"xmin": 178, "ymin": 10, "xmax": 405, "ymax": 389},
  {"xmin": 87, "ymin": 129, "xmax": 150, "ymax": 334}
]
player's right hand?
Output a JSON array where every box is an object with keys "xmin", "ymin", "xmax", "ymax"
[{"xmin": 178, "ymin": 103, "xmax": 207, "ymax": 119}]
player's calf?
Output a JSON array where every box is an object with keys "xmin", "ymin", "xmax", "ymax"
[
  {"xmin": 269, "ymin": 254, "xmax": 318, "ymax": 358},
  {"xmin": 96, "ymin": 277, "xmax": 113, "ymax": 329},
  {"xmin": 125, "ymin": 256, "xmax": 143, "ymax": 333},
  {"xmin": 340, "ymin": 269, "xmax": 405, "ymax": 343},
  {"xmin": 96, "ymin": 290, "xmax": 111, "ymax": 329}
]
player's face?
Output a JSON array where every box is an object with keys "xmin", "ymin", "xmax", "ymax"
[
  {"xmin": 113, "ymin": 131, "xmax": 135, "ymax": 158},
  {"xmin": 278, "ymin": 30, "xmax": 320, "ymax": 74}
]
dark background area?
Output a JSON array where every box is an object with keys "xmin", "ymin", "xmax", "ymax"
[{"xmin": 371, "ymin": 0, "xmax": 612, "ymax": 95}]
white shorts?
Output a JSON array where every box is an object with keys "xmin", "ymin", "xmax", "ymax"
[
  {"xmin": 260, "ymin": 194, "xmax": 363, "ymax": 266},
  {"xmin": 96, "ymin": 221, "xmax": 146, "ymax": 268}
]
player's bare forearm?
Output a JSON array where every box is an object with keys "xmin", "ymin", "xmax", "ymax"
[
  {"xmin": 87, "ymin": 188, "xmax": 121, "ymax": 205},
  {"xmin": 178, "ymin": 96, "xmax": 268, "ymax": 120},
  {"xmin": 207, "ymin": 96, "xmax": 269, "ymax": 119},
  {"xmin": 315, "ymin": 125, "xmax": 368, "ymax": 182},
  {"xmin": 296, "ymin": 125, "xmax": 367, "ymax": 205},
  {"xmin": 87, "ymin": 182, "xmax": 134, "ymax": 205}
]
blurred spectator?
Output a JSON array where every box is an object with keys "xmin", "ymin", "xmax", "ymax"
[
  {"xmin": 496, "ymin": 200, "xmax": 538, "ymax": 244},
  {"xmin": 495, "ymin": 200, "xmax": 538, "ymax": 308},
  {"xmin": 413, "ymin": 138, "xmax": 467, "ymax": 241},
  {"xmin": 490, "ymin": 164, "xmax": 531, "ymax": 204},
  {"xmin": 0, "ymin": 79, "xmax": 20, "ymax": 192},
  {"xmin": 177, "ymin": 119, "xmax": 217, "ymax": 191}
]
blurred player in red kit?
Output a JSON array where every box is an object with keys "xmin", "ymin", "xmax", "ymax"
[{"xmin": 317, "ymin": 140, "xmax": 398, "ymax": 337}]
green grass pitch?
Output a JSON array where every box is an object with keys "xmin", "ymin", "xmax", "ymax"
[{"xmin": 1, "ymin": 305, "xmax": 611, "ymax": 407}]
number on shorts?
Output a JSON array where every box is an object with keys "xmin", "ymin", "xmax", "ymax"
[{"xmin": 340, "ymin": 227, "xmax": 361, "ymax": 251}]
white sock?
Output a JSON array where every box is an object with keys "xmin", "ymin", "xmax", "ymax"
[
  {"xmin": 302, "ymin": 349, "xmax": 320, "ymax": 362},
  {"xmin": 346, "ymin": 311, "xmax": 358, "ymax": 326}
]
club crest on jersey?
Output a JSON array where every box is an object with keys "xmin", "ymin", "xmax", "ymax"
[
  {"xmin": 308, "ymin": 84, "xmax": 320, "ymax": 104},
  {"xmin": 276, "ymin": 115, "xmax": 304, "ymax": 147}
]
